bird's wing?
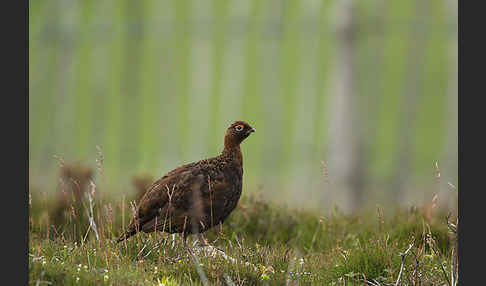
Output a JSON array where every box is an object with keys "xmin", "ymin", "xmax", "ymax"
[
  {"xmin": 139, "ymin": 172, "xmax": 208, "ymax": 233},
  {"xmin": 122, "ymin": 165, "xmax": 206, "ymax": 234}
]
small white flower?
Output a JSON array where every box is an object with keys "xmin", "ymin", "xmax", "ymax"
[
  {"xmin": 103, "ymin": 275, "xmax": 109, "ymax": 281},
  {"xmin": 76, "ymin": 277, "xmax": 80, "ymax": 282}
]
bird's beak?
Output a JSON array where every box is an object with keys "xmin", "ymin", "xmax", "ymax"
[{"xmin": 246, "ymin": 128, "xmax": 256, "ymax": 136}]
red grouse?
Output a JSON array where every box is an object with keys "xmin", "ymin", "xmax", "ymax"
[{"xmin": 117, "ymin": 121, "xmax": 255, "ymax": 243}]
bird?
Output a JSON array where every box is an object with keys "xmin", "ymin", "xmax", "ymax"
[{"xmin": 117, "ymin": 120, "xmax": 255, "ymax": 244}]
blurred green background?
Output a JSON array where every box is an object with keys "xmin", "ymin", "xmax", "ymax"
[{"xmin": 29, "ymin": 0, "xmax": 457, "ymax": 212}]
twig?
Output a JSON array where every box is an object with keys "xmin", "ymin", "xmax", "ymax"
[
  {"xmin": 395, "ymin": 242, "xmax": 414, "ymax": 286},
  {"xmin": 425, "ymin": 228, "xmax": 451, "ymax": 286},
  {"xmin": 429, "ymin": 243, "xmax": 451, "ymax": 286},
  {"xmin": 358, "ymin": 275, "xmax": 381, "ymax": 286}
]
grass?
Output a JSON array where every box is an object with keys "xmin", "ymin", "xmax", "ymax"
[{"xmin": 29, "ymin": 179, "xmax": 458, "ymax": 286}]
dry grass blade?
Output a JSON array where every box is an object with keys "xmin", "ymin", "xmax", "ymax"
[
  {"xmin": 83, "ymin": 181, "xmax": 99, "ymax": 242},
  {"xmin": 446, "ymin": 213, "xmax": 458, "ymax": 286},
  {"xmin": 445, "ymin": 213, "xmax": 457, "ymax": 234},
  {"xmin": 29, "ymin": 164, "xmax": 457, "ymax": 285},
  {"xmin": 95, "ymin": 145, "xmax": 104, "ymax": 177}
]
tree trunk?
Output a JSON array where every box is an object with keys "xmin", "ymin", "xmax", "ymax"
[
  {"xmin": 327, "ymin": 0, "xmax": 364, "ymax": 213},
  {"xmin": 391, "ymin": 0, "xmax": 429, "ymax": 205},
  {"xmin": 440, "ymin": 0, "xmax": 458, "ymax": 211}
]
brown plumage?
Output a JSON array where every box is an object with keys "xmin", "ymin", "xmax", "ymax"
[{"xmin": 117, "ymin": 121, "xmax": 255, "ymax": 243}]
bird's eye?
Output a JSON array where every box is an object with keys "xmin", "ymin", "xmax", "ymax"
[{"xmin": 235, "ymin": 125, "xmax": 244, "ymax": 131}]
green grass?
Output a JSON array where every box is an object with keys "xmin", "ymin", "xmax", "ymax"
[{"xmin": 29, "ymin": 184, "xmax": 457, "ymax": 285}]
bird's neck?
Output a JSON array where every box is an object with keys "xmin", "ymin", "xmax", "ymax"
[{"xmin": 222, "ymin": 145, "xmax": 243, "ymax": 167}]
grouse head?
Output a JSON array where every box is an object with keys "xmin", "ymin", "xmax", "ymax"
[{"xmin": 224, "ymin": 121, "xmax": 255, "ymax": 149}]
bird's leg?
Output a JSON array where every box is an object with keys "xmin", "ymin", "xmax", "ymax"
[
  {"xmin": 197, "ymin": 233, "xmax": 209, "ymax": 246},
  {"xmin": 181, "ymin": 232, "xmax": 197, "ymax": 256},
  {"xmin": 179, "ymin": 232, "xmax": 187, "ymax": 248},
  {"xmin": 195, "ymin": 232, "xmax": 232, "ymax": 260}
]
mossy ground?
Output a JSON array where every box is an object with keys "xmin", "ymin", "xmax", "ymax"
[{"xmin": 29, "ymin": 189, "xmax": 457, "ymax": 285}]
